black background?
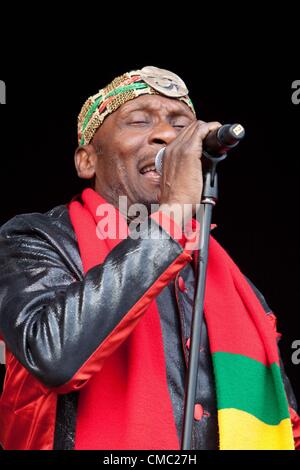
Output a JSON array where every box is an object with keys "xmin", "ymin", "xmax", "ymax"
[{"xmin": 0, "ymin": 41, "xmax": 299, "ymax": 408}]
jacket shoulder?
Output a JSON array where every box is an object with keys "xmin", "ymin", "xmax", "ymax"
[
  {"xmin": 0, "ymin": 204, "xmax": 82, "ymax": 279},
  {"xmin": 1, "ymin": 204, "xmax": 72, "ymax": 238}
]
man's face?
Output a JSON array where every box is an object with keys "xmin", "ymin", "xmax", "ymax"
[{"xmin": 90, "ymin": 94, "xmax": 196, "ymax": 211}]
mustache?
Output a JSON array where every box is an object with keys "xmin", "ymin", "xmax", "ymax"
[{"xmin": 137, "ymin": 151, "xmax": 159, "ymax": 169}]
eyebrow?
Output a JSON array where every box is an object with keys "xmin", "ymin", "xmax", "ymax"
[{"xmin": 119, "ymin": 103, "xmax": 194, "ymax": 119}]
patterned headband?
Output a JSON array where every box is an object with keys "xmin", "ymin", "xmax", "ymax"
[{"xmin": 77, "ymin": 66, "xmax": 195, "ymax": 146}]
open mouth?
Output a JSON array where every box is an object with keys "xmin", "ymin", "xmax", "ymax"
[{"xmin": 139, "ymin": 163, "xmax": 160, "ymax": 180}]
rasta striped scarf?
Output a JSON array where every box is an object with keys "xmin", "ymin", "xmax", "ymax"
[{"xmin": 69, "ymin": 188, "xmax": 294, "ymax": 450}]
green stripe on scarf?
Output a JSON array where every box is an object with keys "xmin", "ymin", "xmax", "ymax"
[{"xmin": 212, "ymin": 352, "xmax": 290, "ymax": 425}]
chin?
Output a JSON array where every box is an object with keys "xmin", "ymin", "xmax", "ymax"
[{"xmin": 134, "ymin": 197, "xmax": 160, "ymax": 216}]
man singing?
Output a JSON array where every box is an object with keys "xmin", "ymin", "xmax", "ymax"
[{"xmin": 0, "ymin": 66, "xmax": 299, "ymax": 450}]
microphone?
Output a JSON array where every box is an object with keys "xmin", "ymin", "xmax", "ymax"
[
  {"xmin": 155, "ymin": 123, "xmax": 245, "ymax": 175},
  {"xmin": 203, "ymin": 123, "xmax": 245, "ymax": 157}
]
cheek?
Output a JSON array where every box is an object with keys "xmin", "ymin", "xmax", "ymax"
[
  {"xmin": 117, "ymin": 160, "xmax": 139, "ymax": 190},
  {"xmin": 96, "ymin": 129, "xmax": 148, "ymax": 187},
  {"xmin": 114, "ymin": 130, "xmax": 147, "ymax": 158},
  {"xmin": 98, "ymin": 153, "xmax": 135, "ymax": 191},
  {"xmin": 110, "ymin": 132, "xmax": 147, "ymax": 176}
]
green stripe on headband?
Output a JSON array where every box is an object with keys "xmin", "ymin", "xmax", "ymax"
[{"xmin": 78, "ymin": 67, "xmax": 196, "ymax": 146}]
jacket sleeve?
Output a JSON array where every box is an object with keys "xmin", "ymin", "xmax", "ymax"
[{"xmin": 0, "ymin": 212, "xmax": 191, "ymax": 393}]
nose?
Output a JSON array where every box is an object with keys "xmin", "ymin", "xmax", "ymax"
[{"xmin": 148, "ymin": 121, "xmax": 178, "ymax": 146}]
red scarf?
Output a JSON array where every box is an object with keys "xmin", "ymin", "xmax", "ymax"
[
  {"xmin": 69, "ymin": 188, "xmax": 294, "ymax": 450},
  {"xmin": 69, "ymin": 189, "xmax": 180, "ymax": 449}
]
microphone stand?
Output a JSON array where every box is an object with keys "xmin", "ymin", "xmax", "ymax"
[{"xmin": 181, "ymin": 151, "xmax": 228, "ymax": 450}]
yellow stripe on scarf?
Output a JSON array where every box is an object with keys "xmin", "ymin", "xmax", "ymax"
[{"xmin": 218, "ymin": 409, "xmax": 295, "ymax": 450}]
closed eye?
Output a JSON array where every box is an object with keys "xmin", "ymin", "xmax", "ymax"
[
  {"xmin": 128, "ymin": 121, "xmax": 150, "ymax": 128},
  {"xmin": 172, "ymin": 124, "xmax": 188, "ymax": 130},
  {"xmin": 130, "ymin": 121, "xmax": 149, "ymax": 124},
  {"xmin": 171, "ymin": 118, "xmax": 191, "ymax": 129}
]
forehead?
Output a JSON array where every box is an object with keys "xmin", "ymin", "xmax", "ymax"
[{"xmin": 117, "ymin": 94, "xmax": 195, "ymax": 117}]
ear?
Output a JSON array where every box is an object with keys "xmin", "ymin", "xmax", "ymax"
[{"xmin": 74, "ymin": 145, "xmax": 97, "ymax": 180}]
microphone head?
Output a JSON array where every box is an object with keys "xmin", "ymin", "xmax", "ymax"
[
  {"xmin": 155, "ymin": 147, "xmax": 166, "ymax": 175},
  {"xmin": 218, "ymin": 124, "xmax": 245, "ymax": 146},
  {"xmin": 204, "ymin": 123, "xmax": 246, "ymax": 158}
]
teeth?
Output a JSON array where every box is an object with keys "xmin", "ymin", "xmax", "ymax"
[{"xmin": 141, "ymin": 166, "xmax": 156, "ymax": 174}]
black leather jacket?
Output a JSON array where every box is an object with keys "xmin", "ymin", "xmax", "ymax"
[{"xmin": 0, "ymin": 204, "xmax": 297, "ymax": 450}]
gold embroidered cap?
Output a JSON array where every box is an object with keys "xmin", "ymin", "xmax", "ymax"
[{"xmin": 77, "ymin": 66, "xmax": 195, "ymax": 146}]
